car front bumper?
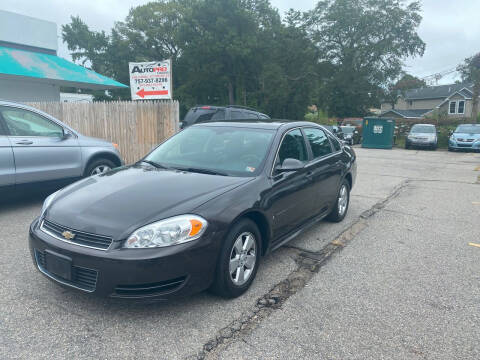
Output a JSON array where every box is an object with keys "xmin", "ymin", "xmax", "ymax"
[
  {"xmin": 406, "ymin": 139, "xmax": 436, "ymax": 147},
  {"xmin": 449, "ymin": 140, "xmax": 480, "ymax": 151},
  {"xmin": 29, "ymin": 218, "xmax": 221, "ymax": 299}
]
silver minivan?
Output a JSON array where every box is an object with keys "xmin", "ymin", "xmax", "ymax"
[{"xmin": 0, "ymin": 101, "xmax": 122, "ymax": 194}]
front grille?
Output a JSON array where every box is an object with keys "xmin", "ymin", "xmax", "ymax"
[
  {"xmin": 41, "ymin": 219, "xmax": 113, "ymax": 250},
  {"xmin": 114, "ymin": 277, "xmax": 186, "ymax": 297},
  {"xmin": 457, "ymin": 143, "xmax": 473, "ymax": 148},
  {"xmin": 34, "ymin": 249, "xmax": 98, "ymax": 292}
]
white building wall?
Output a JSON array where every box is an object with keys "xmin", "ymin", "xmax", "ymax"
[
  {"xmin": 0, "ymin": 78, "xmax": 60, "ymax": 102},
  {"xmin": 0, "ymin": 10, "xmax": 57, "ymax": 51}
]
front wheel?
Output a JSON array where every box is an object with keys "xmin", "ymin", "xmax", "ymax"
[
  {"xmin": 210, "ymin": 219, "xmax": 261, "ymax": 298},
  {"xmin": 326, "ymin": 179, "xmax": 350, "ymax": 222},
  {"xmin": 84, "ymin": 158, "xmax": 116, "ymax": 177}
]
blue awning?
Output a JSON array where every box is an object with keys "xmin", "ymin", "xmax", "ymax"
[{"xmin": 0, "ymin": 46, "xmax": 127, "ymax": 89}]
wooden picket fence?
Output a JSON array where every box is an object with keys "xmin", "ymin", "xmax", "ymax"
[{"xmin": 26, "ymin": 101, "xmax": 180, "ymax": 164}]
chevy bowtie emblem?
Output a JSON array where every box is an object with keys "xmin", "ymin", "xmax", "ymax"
[{"xmin": 62, "ymin": 231, "xmax": 75, "ymax": 240}]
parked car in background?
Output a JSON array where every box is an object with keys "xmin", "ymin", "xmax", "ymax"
[
  {"xmin": 340, "ymin": 126, "xmax": 360, "ymax": 145},
  {"xmin": 448, "ymin": 124, "xmax": 480, "ymax": 152},
  {"xmin": 405, "ymin": 124, "xmax": 438, "ymax": 150},
  {"xmin": 30, "ymin": 121, "xmax": 356, "ymax": 300},
  {"xmin": 181, "ymin": 105, "xmax": 270, "ymax": 128},
  {"xmin": 323, "ymin": 125, "xmax": 345, "ymax": 141},
  {"xmin": 0, "ymin": 100, "xmax": 122, "ymax": 194}
]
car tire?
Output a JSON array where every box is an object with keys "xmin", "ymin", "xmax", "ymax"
[
  {"xmin": 84, "ymin": 158, "xmax": 116, "ymax": 177},
  {"xmin": 448, "ymin": 146, "xmax": 453, "ymax": 152},
  {"xmin": 210, "ymin": 219, "xmax": 261, "ymax": 298},
  {"xmin": 326, "ymin": 179, "xmax": 350, "ymax": 223},
  {"xmin": 405, "ymin": 142, "xmax": 410, "ymax": 149}
]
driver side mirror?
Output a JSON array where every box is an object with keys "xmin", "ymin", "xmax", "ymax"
[
  {"xmin": 62, "ymin": 129, "xmax": 72, "ymax": 140},
  {"xmin": 276, "ymin": 158, "xmax": 304, "ymax": 172}
]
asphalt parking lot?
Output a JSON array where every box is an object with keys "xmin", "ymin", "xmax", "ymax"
[{"xmin": 1, "ymin": 147, "xmax": 480, "ymax": 359}]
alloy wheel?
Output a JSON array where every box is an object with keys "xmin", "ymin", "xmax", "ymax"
[
  {"xmin": 338, "ymin": 184, "xmax": 348, "ymax": 216},
  {"xmin": 229, "ymin": 232, "xmax": 257, "ymax": 286},
  {"xmin": 90, "ymin": 165, "xmax": 111, "ymax": 176}
]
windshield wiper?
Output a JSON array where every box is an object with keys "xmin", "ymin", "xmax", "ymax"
[
  {"xmin": 140, "ymin": 160, "xmax": 171, "ymax": 170},
  {"xmin": 176, "ymin": 167, "xmax": 229, "ymax": 176}
]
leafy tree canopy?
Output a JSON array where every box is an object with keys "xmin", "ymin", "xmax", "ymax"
[{"xmin": 62, "ymin": 0, "xmax": 425, "ymax": 119}]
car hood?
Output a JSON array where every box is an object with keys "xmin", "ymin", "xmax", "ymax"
[
  {"xmin": 452, "ymin": 132, "xmax": 480, "ymax": 140},
  {"xmin": 46, "ymin": 165, "xmax": 251, "ymax": 239}
]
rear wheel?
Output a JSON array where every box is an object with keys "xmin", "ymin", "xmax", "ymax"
[
  {"xmin": 326, "ymin": 179, "xmax": 350, "ymax": 222},
  {"xmin": 84, "ymin": 158, "xmax": 116, "ymax": 177},
  {"xmin": 210, "ymin": 219, "xmax": 261, "ymax": 298}
]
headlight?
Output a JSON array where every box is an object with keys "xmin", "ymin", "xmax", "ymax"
[
  {"xmin": 40, "ymin": 191, "xmax": 59, "ymax": 219},
  {"xmin": 124, "ymin": 215, "xmax": 208, "ymax": 249}
]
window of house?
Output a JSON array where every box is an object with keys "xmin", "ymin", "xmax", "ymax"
[
  {"xmin": 458, "ymin": 100, "xmax": 465, "ymax": 114},
  {"xmin": 449, "ymin": 101, "xmax": 457, "ymax": 114}
]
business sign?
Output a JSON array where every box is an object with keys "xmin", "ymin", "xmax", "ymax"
[{"xmin": 129, "ymin": 60, "xmax": 172, "ymax": 100}]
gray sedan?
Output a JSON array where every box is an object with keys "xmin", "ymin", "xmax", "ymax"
[
  {"xmin": 0, "ymin": 101, "xmax": 122, "ymax": 193},
  {"xmin": 405, "ymin": 124, "xmax": 438, "ymax": 150}
]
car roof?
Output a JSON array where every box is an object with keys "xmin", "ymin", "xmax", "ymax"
[
  {"xmin": 194, "ymin": 120, "xmax": 324, "ymax": 131},
  {"xmin": 190, "ymin": 105, "xmax": 269, "ymax": 116}
]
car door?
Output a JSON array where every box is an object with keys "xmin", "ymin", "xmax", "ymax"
[
  {"xmin": 0, "ymin": 117, "xmax": 15, "ymax": 187},
  {"xmin": 303, "ymin": 127, "xmax": 343, "ymax": 214},
  {"xmin": 268, "ymin": 128, "xmax": 315, "ymax": 240},
  {"xmin": 0, "ymin": 106, "xmax": 82, "ymax": 185}
]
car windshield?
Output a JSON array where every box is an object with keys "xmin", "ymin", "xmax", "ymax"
[
  {"xmin": 411, "ymin": 125, "xmax": 435, "ymax": 133},
  {"xmin": 341, "ymin": 126, "xmax": 355, "ymax": 134},
  {"xmin": 455, "ymin": 125, "xmax": 480, "ymax": 134},
  {"xmin": 144, "ymin": 126, "xmax": 275, "ymax": 177}
]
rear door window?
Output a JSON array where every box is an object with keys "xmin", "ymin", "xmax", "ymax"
[
  {"xmin": 243, "ymin": 111, "xmax": 259, "ymax": 119},
  {"xmin": 183, "ymin": 108, "xmax": 217, "ymax": 125},
  {"xmin": 328, "ymin": 134, "xmax": 342, "ymax": 152},
  {"xmin": 231, "ymin": 110, "xmax": 244, "ymax": 120},
  {"xmin": 211, "ymin": 109, "xmax": 226, "ymax": 121},
  {"xmin": 303, "ymin": 128, "xmax": 333, "ymax": 159}
]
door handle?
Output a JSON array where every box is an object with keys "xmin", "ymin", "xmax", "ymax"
[
  {"xmin": 15, "ymin": 140, "xmax": 33, "ymax": 145},
  {"xmin": 306, "ymin": 170, "xmax": 314, "ymax": 179}
]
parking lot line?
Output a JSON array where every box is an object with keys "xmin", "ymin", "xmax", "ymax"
[{"xmin": 468, "ymin": 242, "xmax": 480, "ymax": 248}]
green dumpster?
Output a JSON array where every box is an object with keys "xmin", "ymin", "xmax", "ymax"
[{"xmin": 361, "ymin": 117, "xmax": 395, "ymax": 149}]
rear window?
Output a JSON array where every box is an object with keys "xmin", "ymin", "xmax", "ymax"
[
  {"xmin": 183, "ymin": 108, "xmax": 223, "ymax": 125},
  {"xmin": 231, "ymin": 110, "xmax": 244, "ymax": 120}
]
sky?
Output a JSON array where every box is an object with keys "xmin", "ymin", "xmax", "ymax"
[{"xmin": 1, "ymin": 0, "xmax": 478, "ymax": 85}]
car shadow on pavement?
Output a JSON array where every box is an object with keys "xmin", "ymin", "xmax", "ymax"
[{"xmin": 0, "ymin": 191, "xmax": 47, "ymax": 212}]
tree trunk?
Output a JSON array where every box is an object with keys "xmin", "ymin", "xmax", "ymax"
[
  {"xmin": 472, "ymin": 84, "xmax": 479, "ymax": 123},
  {"xmin": 228, "ymin": 81, "xmax": 235, "ymax": 105}
]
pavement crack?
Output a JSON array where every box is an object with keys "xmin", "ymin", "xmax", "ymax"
[{"xmin": 191, "ymin": 180, "xmax": 411, "ymax": 360}]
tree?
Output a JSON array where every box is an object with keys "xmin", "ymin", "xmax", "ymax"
[
  {"xmin": 384, "ymin": 73, "xmax": 426, "ymax": 109},
  {"xmin": 303, "ymin": 0, "xmax": 425, "ymax": 117},
  {"xmin": 458, "ymin": 53, "xmax": 480, "ymax": 123}
]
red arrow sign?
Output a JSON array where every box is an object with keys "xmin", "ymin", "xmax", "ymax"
[{"xmin": 136, "ymin": 88, "xmax": 169, "ymax": 98}]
